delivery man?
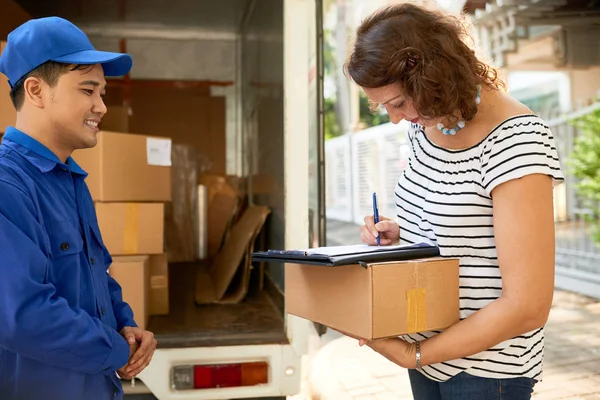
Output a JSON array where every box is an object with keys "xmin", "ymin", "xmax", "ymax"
[{"xmin": 0, "ymin": 16, "xmax": 157, "ymax": 400}]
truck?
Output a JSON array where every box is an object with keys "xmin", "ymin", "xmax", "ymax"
[{"xmin": 11, "ymin": 0, "xmax": 326, "ymax": 398}]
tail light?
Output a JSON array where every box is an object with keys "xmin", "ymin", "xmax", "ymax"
[{"xmin": 172, "ymin": 362, "xmax": 269, "ymax": 390}]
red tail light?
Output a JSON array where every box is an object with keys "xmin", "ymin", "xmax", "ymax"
[{"xmin": 173, "ymin": 362, "xmax": 269, "ymax": 390}]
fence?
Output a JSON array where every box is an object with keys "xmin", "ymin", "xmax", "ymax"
[
  {"xmin": 325, "ymin": 121, "xmax": 411, "ymax": 225},
  {"xmin": 548, "ymin": 103, "xmax": 600, "ymax": 298},
  {"xmin": 325, "ymin": 106, "xmax": 600, "ymax": 298}
]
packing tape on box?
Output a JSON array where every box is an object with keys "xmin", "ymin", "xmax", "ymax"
[
  {"xmin": 406, "ymin": 288, "xmax": 427, "ymax": 332},
  {"xmin": 150, "ymin": 275, "xmax": 168, "ymax": 289},
  {"xmin": 124, "ymin": 204, "xmax": 140, "ymax": 254}
]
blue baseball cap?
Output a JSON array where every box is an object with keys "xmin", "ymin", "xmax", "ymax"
[{"xmin": 0, "ymin": 16, "xmax": 133, "ymax": 88}]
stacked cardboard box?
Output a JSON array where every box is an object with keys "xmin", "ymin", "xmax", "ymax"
[
  {"xmin": 0, "ymin": 41, "xmax": 16, "ymax": 137},
  {"xmin": 1, "ymin": 0, "xmax": 32, "ymax": 138},
  {"xmin": 73, "ymin": 131, "xmax": 172, "ymax": 330},
  {"xmin": 97, "ymin": 86, "xmax": 270, "ymax": 306}
]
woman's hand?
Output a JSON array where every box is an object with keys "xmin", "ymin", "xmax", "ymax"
[
  {"xmin": 359, "ymin": 337, "xmax": 417, "ymax": 369},
  {"xmin": 360, "ymin": 214, "xmax": 400, "ymax": 246},
  {"xmin": 335, "ymin": 327, "xmax": 417, "ymax": 369}
]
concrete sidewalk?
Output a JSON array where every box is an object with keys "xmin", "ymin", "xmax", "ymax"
[{"xmin": 296, "ymin": 219, "xmax": 600, "ymax": 400}]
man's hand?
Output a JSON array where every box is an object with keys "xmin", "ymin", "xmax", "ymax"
[
  {"xmin": 117, "ymin": 339, "xmax": 139, "ymax": 380},
  {"xmin": 119, "ymin": 326, "xmax": 157, "ymax": 377}
]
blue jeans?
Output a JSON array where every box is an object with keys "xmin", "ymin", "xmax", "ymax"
[{"xmin": 408, "ymin": 370, "xmax": 536, "ymax": 400}]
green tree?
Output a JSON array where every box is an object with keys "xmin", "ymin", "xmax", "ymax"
[
  {"xmin": 323, "ymin": 25, "xmax": 343, "ymax": 140},
  {"xmin": 324, "ymin": 97, "xmax": 341, "ymax": 140},
  {"xmin": 568, "ymin": 107, "xmax": 600, "ymax": 244},
  {"xmin": 359, "ymin": 91, "xmax": 390, "ymax": 128}
]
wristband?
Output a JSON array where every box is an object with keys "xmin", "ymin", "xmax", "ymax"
[{"xmin": 415, "ymin": 341, "xmax": 422, "ymax": 371}]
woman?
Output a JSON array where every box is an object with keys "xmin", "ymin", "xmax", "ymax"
[{"xmin": 346, "ymin": 3, "xmax": 564, "ymax": 399}]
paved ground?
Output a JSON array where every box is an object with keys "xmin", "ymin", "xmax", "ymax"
[{"xmin": 290, "ymin": 220, "xmax": 600, "ymax": 400}]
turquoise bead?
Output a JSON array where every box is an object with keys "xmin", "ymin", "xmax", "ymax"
[{"xmin": 435, "ymin": 84, "xmax": 481, "ymax": 136}]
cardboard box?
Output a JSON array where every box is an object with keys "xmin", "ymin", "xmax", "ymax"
[
  {"xmin": 128, "ymin": 86, "xmax": 226, "ymax": 174},
  {"xmin": 0, "ymin": 0, "xmax": 31, "ymax": 40},
  {"xmin": 149, "ymin": 254, "xmax": 169, "ymax": 315},
  {"xmin": 109, "ymin": 256, "xmax": 150, "ymax": 330},
  {"xmin": 100, "ymin": 106, "xmax": 129, "ymax": 132},
  {"xmin": 0, "ymin": 41, "xmax": 16, "ymax": 133},
  {"xmin": 285, "ymin": 258, "xmax": 460, "ymax": 340},
  {"xmin": 96, "ymin": 203, "xmax": 164, "ymax": 255},
  {"xmin": 73, "ymin": 131, "xmax": 172, "ymax": 202}
]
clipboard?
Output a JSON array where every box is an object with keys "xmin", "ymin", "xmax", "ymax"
[{"xmin": 251, "ymin": 242, "xmax": 439, "ymax": 267}]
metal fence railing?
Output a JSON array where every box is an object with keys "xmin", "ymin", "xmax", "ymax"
[{"xmin": 547, "ymin": 103, "xmax": 600, "ymax": 298}]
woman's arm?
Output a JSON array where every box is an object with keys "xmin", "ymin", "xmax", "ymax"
[{"xmin": 362, "ymin": 173, "xmax": 556, "ymax": 368}]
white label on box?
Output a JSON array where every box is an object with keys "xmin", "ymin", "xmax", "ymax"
[{"xmin": 146, "ymin": 138, "xmax": 172, "ymax": 166}]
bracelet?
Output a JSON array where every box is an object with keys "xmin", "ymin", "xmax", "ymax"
[{"xmin": 415, "ymin": 341, "xmax": 422, "ymax": 371}]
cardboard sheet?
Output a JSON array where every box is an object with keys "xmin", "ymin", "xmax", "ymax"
[{"xmin": 195, "ymin": 205, "xmax": 270, "ymax": 304}]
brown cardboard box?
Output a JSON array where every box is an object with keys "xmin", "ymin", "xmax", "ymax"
[
  {"xmin": 128, "ymin": 86, "xmax": 226, "ymax": 174},
  {"xmin": 96, "ymin": 203, "xmax": 164, "ymax": 255},
  {"xmin": 73, "ymin": 131, "xmax": 171, "ymax": 202},
  {"xmin": 109, "ymin": 255, "xmax": 150, "ymax": 330},
  {"xmin": 285, "ymin": 258, "xmax": 460, "ymax": 340},
  {"xmin": 0, "ymin": 41, "xmax": 16, "ymax": 133},
  {"xmin": 149, "ymin": 254, "xmax": 169, "ymax": 315},
  {"xmin": 100, "ymin": 106, "xmax": 129, "ymax": 132},
  {"xmin": 0, "ymin": 0, "xmax": 31, "ymax": 40}
]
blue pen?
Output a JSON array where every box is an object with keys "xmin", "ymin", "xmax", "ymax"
[{"xmin": 372, "ymin": 192, "xmax": 380, "ymax": 246}]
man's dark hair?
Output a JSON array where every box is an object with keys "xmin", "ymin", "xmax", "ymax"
[{"xmin": 10, "ymin": 62, "xmax": 89, "ymax": 110}]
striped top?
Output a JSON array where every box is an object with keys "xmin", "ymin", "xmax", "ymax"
[{"xmin": 397, "ymin": 115, "xmax": 564, "ymax": 382}]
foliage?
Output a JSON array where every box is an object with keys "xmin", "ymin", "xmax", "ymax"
[
  {"xmin": 321, "ymin": 1, "xmax": 389, "ymax": 141},
  {"xmin": 324, "ymin": 97, "xmax": 342, "ymax": 140},
  {"xmin": 359, "ymin": 91, "xmax": 390, "ymax": 128},
  {"xmin": 323, "ymin": 26, "xmax": 342, "ymax": 141},
  {"xmin": 568, "ymin": 107, "xmax": 600, "ymax": 244}
]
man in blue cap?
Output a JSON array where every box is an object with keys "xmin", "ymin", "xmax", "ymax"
[{"xmin": 0, "ymin": 16, "xmax": 157, "ymax": 400}]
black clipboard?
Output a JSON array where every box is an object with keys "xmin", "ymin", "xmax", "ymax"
[{"xmin": 251, "ymin": 242, "xmax": 440, "ymax": 267}]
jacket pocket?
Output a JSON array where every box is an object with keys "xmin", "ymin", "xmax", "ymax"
[
  {"xmin": 45, "ymin": 219, "xmax": 84, "ymax": 303},
  {"xmin": 47, "ymin": 219, "xmax": 84, "ymax": 259}
]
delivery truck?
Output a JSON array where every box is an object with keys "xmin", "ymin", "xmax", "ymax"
[{"xmin": 6, "ymin": 0, "xmax": 326, "ymax": 398}]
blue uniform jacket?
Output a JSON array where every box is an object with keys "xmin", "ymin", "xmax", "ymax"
[{"xmin": 0, "ymin": 127, "xmax": 136, "ymax": 400}]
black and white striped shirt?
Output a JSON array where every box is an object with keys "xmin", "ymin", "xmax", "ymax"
[{"xmin": 397, "ymin": 115, "xmax": 564, "ymax": 382}]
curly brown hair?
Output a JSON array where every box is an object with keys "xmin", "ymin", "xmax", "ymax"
[{"xmin": 345, "ymin": 2, "xmax": 506, "ymax": 123}]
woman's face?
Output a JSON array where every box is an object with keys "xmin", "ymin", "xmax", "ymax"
[{"xmin": 363, "ymin": 84, "xmax": 437, "ymax": 128}]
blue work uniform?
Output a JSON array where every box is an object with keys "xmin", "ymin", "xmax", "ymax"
[{"xmin": 0, "ymin": 127, "xmax": 136, "ymax": 400}]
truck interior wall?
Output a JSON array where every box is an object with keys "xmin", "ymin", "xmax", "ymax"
[
  {"xmin": 241, "ymin": 0, "xmax": 286, "ymax": 291},
  {"xmin": 102, "ymin": 83, "xmax": 227, "ymax": 174},
  {"xmin": 89, "ymin": 37, "xmax": 237, "ymax": 83},
  {"xmin": 13, "ymin": 0, "xmax": 250, "ymax": 36}
]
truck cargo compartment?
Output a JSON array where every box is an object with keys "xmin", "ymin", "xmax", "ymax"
[{"xmin": 148, "ymin": 262, "xmax": 287, "ymax": 349}]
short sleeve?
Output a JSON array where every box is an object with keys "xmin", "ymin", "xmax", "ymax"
[{"xmin": 480, "ymin": 116, "xmax": 565, "ymax": 196}]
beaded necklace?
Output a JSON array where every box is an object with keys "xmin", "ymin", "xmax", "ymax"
[{"xmin": 436, "ymin": 85, "xmax": 481, "ymax": 136}]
